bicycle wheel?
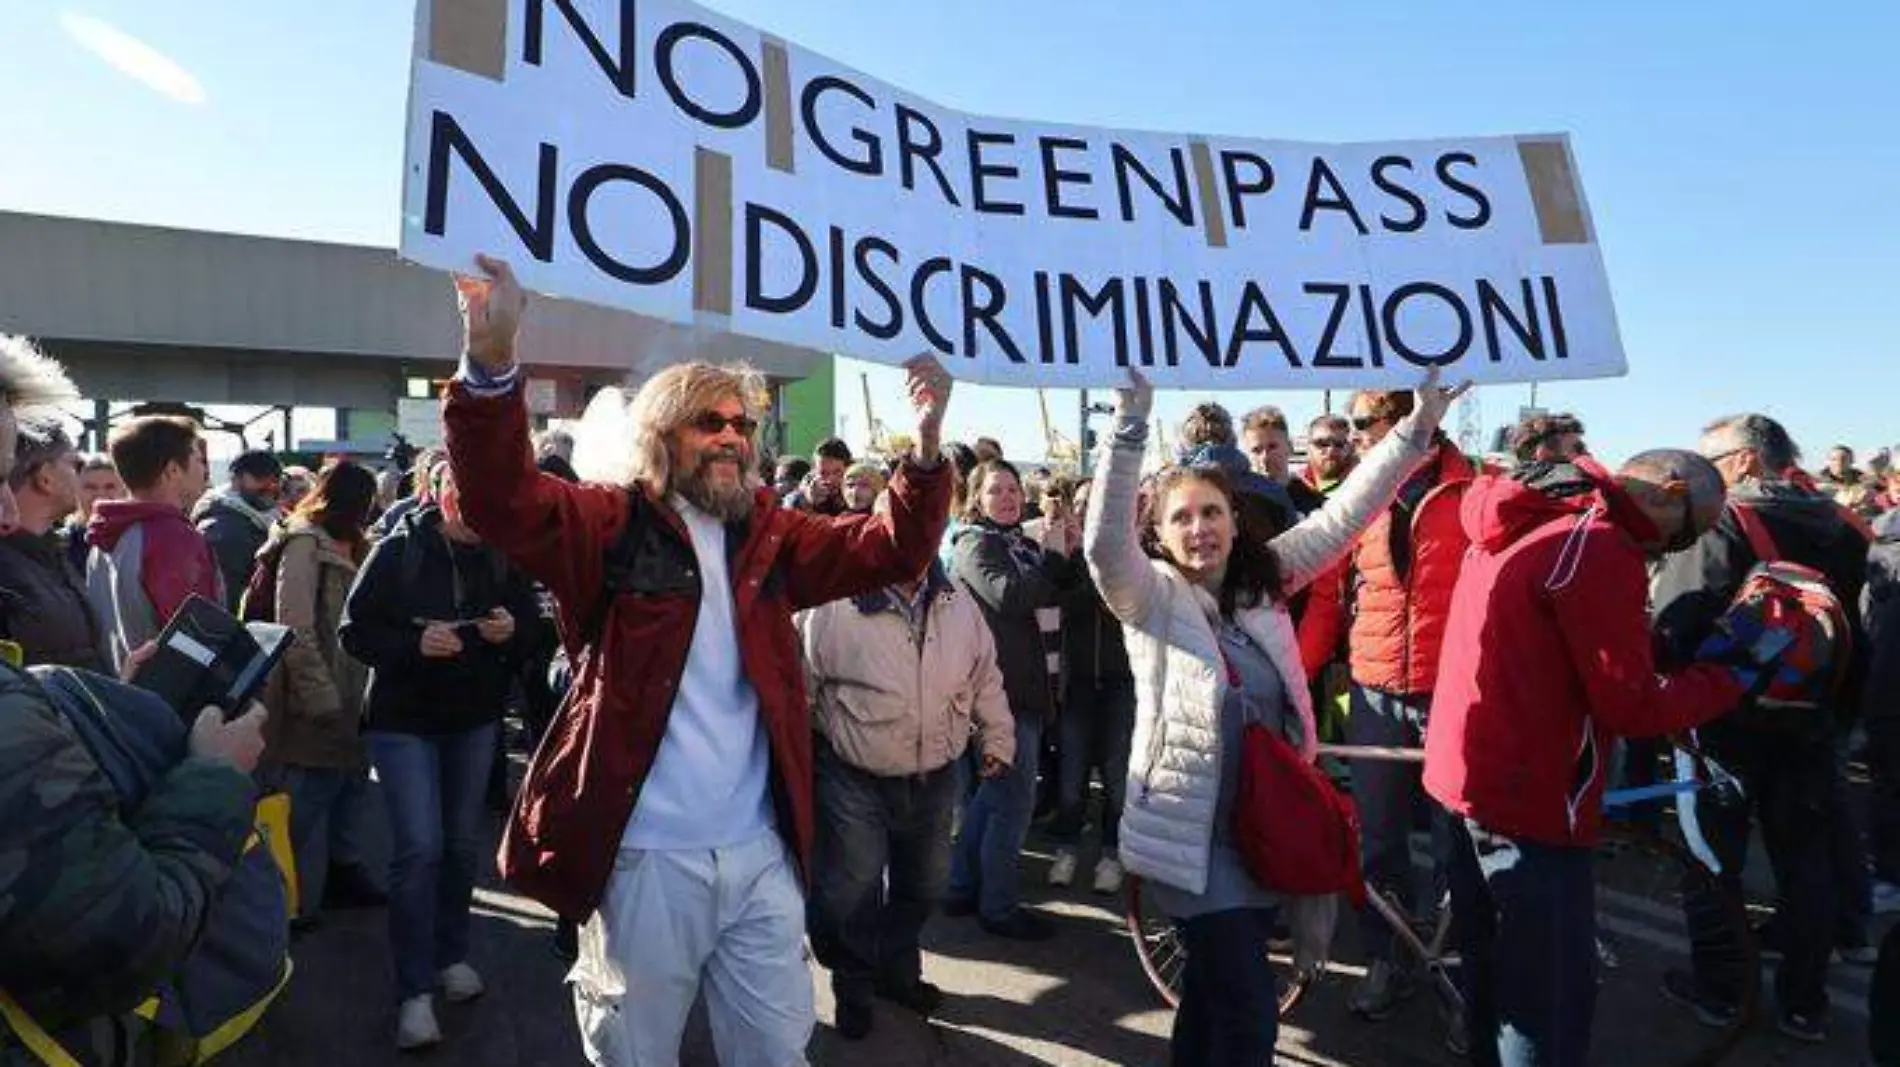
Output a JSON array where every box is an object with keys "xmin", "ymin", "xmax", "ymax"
[
  {"xmin": 1122, "ymin": 875, "xmax": 1314, "ymax": 1016},
  {"xmin": 1591, "ymin": 822, "xmax": 1760, "ymax": 1067}
]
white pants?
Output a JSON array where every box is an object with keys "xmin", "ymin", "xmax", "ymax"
[{"xmin": 571, "ymin": 832, "xmax": 814, "ymax": 1067}]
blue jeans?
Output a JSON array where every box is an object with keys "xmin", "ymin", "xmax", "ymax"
[
  {"xmin": 1347, "ymin": 684, "xmax": 1454, "ymax": 962},
  {"xmin": 1171, "ymin": 907, "xmax": 1280, "ymax": 1067},
  {"xmin": 1450, "ymin": 819, "xmax": 1596, "ymax": 1067},
  {"xmin": 1048, "ymin": 679, "xmax": 1135, "ymax": 853},
  {"xmin": 369, "ymin": 723, "xmax": 497, "ymax": 1000},
  {"xmin": 807, "ymin": 741, "xmax": 960, "ymax": 1005},
  {"xmin": 256, "ymin": 761, "xmax": 371, "ymax": 919},
  {"xmin": 949, "ymin": 714, "xmax": 1040, "ymax": 922}
]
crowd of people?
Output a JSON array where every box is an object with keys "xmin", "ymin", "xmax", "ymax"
[{"xmin": 1, "ymin": 252, "xmax": 1898, "ymax": 1067}]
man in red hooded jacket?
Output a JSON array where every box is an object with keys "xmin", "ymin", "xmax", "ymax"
[{"xmin": 1423, "ymin": 451, "xmax": 1762, "ymax": 1067}]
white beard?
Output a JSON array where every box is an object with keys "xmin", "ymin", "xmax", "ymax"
[{"xmin": 675, "ymin": 457, "xmax": 757, "ymax": 523}]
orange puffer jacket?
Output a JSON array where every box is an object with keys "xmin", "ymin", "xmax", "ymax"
[{"xmin": 1348, "ymin": 441, "xmax": 1476, "ymax": 696}]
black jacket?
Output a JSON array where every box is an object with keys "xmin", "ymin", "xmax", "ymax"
[
  {"xmin": 1062, "ymin": 563, "xmax": 1132, "ymax": 693},
  {"xmin": 0, "ymin": 530, "xmax": 108, "ymax": 671},
  {"xmin": 338, "ymin": 507, "xmax": 537, "ymax": 735},
  {"xmin": 1863, "ymin": 510, "xmax": 1900, "ymax": 723},
  {"xmin": 1652, "ymin": 478, "xmax": 1870, "ymax": 731},
  {"xmin": 951, "ymin": 523, "xmax": 1080, "ymax": 724},
  {"xmin": 1287, "ymin": 477, "xmax": 1327, "ymax": 518}
]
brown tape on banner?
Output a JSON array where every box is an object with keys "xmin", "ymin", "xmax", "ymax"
[
  {"xmin": 694, "ymin": 148, "xmax": 735, "ymax": 316},
  {"xmin": 762, "ymin": 38, "xmax": 796, "ymax": 174},
  {"xmin": 1517, "ymin": 139, "xmax": 1589, "ymax": 245},
  {"xmin": 428, "ymin": 0, "xmax": 507, "ymax": 82},
  {"xmin": 1189, "ymin": 141, "xmax": 1228, "ymax": 249}
]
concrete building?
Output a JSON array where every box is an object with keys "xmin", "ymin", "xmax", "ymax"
[{"xmin": 0, "ymin": 210, "xmax": 831, "ymax": 457}]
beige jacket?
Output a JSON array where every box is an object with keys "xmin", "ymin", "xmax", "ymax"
[
  {"xmin": 260, "ymin": 517, "xmax": 369, "ymax": 769},
  {"xmin": 798, "ymin": 574, "xmax": 1015, "ymax": 778}
]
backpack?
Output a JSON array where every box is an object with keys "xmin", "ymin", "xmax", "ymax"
[
  {"xmin": 1233, "ymin": 722, "xmax": 1368, "ymax": 907},
  {"xmin": 1720, "ymin": 504, "xmax": 1854, "ymax": 710},
  {"xmin": 0, "ymin": 666, "xmax": 294, "ymax": 1065},
  {"xmin": 237, "ymin": 536, "xmax": 289, "ymax": 624}
]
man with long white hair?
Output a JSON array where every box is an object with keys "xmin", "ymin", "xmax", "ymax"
[{"xmin": 444, "ymin": 256, "xmax": 956, "ymax": 1066}]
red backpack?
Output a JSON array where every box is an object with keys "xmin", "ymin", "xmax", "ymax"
[
  {"xmin": 1234, "ymin": 722, "xmax": 1367, "ymax": 907},
  {"xmin": 1722, "ymin": 504, "xmax": 1854, "ymax": 710}
]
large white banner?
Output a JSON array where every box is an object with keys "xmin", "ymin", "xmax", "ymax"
[{"xmin": 401, "ymin": 0, "xmax": 1627, "ymax": 389}]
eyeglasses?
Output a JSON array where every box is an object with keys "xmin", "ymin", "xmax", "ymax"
[
  {"xmin": 1350, "ymin": 416, "xmax": 1388, "ymax": 433},
  {"xmin": 1309, "ymin": 437, "xmax": 1348, "ymax": 451},
  {"xmin": 686, "ymin": 412, "xmax": 759, "ymax": 437}
]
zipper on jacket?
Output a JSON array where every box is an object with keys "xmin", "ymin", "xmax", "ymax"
[
  {"xmin": 1138, "ymin": 715, "xmax": 1168, "ymax": 802},
  {"xmin": 916, "ymin": 602, "xmax": 929, "ymax": 773},
  {"xmin": 1401, "ymin": 582, "xmax": 1413, "ymax": 691}
]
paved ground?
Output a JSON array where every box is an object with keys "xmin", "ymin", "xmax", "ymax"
[{"xmin": 222, "ymin": 788, "xmax": 1882, "ymax": 1067}]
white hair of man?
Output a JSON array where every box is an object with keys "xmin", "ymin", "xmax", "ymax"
[
  {"xmin": 0, "ymin": 335, "xmax": 79, "ymax": 412},
  {"xmin": 1698, "ymin": 413, "xmax": 1800, "ymax": 474}
]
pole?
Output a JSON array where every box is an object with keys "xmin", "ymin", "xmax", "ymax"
[{"xmin": 1078, "ymin": 388, "xmax": 1091, "ymax": 475}]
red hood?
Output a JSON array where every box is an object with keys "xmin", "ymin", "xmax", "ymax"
[
  {"xmin": 87, "ymin": 499, "xmax": 191, "ymax": 551},
  {"xmin": 1460, "ymin": 457, "xmax": 1660, "ymax": 552}
]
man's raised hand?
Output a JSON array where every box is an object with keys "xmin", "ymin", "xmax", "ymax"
[
  {"xmin": 455, "ymin": 253, "xmax": 527, "ymax": 375},
  {"xmin": 904, "ymin": 354, "xmax": 952, "ymax": 465}
]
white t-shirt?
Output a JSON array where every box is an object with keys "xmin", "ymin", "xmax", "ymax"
[{"xmin": 620, "ymin": 497, "xmax": 774, "ymax": 850}]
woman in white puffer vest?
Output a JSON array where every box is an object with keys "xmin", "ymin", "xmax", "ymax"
[{"xmin": 1083, "ymin": 369, "xmax": 1462, "ymax": 1066}]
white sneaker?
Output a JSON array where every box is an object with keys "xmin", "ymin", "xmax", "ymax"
[
  {"xmin": 1047, "ymin": 848, "xmax": 1078, "ymax": 888},
  {"xmin": 1091, "ymin": 856, "xmax": 1125, "ymax": 895},
  {"xmin": 1873, "ymin": 879, "xmax": 1900, "ymax": 916},
  {"xmin": 439, "ymin": 962, "xmax": 485, "ymax": 1003},
  {"xmin": 396, "ymin": 995, "xmax": 442, "ymax": 1051}
]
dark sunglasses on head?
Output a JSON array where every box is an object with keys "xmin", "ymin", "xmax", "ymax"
[
  {"xmin": 687, "ymin": 412, "xmax": 759, "ymax": 437},
  {"xmin": 1309, "ymin": 437, "xmax": 1348, "ymax": 450},
  {"xmin": 1350, "ymin": 415, "xmax": 1387, "ymax": 432}
]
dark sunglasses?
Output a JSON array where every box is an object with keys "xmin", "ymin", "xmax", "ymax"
[
  {"xmin": 1350, "ymin": 416, "xmax": 1388, "ymax": 433},
  {"xmin": 1309, "ymin": 437, "xmax": 1349, "ymax": 450},
  {"xmin": 686, "ymin": 412, "xmax": 759, "ymax": 437}
]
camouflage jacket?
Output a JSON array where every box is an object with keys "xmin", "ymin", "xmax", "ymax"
[{"xmin": 0, "ymin": 664, "xmax": 253, "ymax": 1066}]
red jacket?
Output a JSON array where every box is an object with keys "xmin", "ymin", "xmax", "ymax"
[
  {"xmin": 1422, "ymin": 462, "xmax": 1745, "ymax": 846},
  {"xmin": 444, "ymin": 382, "xmax": 950, "ymax": 919},
  {"xmin": 1294, "ymin": 466, "xmax": 1351, "ymax": 677},
  {"xmin": 1347, "ymin": 441, "xmax": 1475, "ymax": 695}
]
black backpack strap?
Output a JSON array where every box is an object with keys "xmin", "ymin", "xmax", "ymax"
[{"xmin": 583, "ymin": 492, "xmax": 648, "ymax": 648}]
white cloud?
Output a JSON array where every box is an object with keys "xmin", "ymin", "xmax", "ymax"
[{"xmin": 59, "ymin": 11, "xmax": 206, "ymax": 105}]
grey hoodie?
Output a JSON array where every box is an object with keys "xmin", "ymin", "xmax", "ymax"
[{"xmin": 193, "ymin": 486, "xmax": 277, "ymax": 612}]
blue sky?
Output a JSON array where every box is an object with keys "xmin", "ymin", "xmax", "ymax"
[{"xmin": 1, "ymin": 1, "xmax": 1895, "ymax": 466}]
